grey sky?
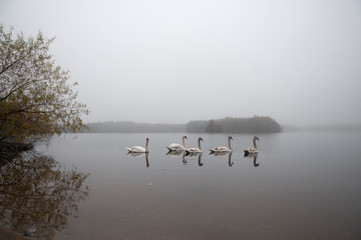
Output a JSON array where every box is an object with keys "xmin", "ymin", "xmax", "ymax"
[{"xmin": 1, "ymin": 0, "xmax": 361, "ymax": 125}]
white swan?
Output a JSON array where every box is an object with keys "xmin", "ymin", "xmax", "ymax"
[
  {"xmin": 126, "ymin": 138, "xmax": 149, "ymax": 153},
  {"xmin": 209, "ymin": 136, "xmax": 233, "ymax": 153},
  {"xmin": 167, "ymin": 136, "xmax": 187, "ymax": 151},
  {"xmin": 244, "ymin": 136, "xmax": 260, "ymax": 155},
  {"xmin": 185, "ymin": 137, "xmax": 204, "ymax": 154}
]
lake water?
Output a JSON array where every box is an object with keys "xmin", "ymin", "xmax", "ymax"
[{"xmin": 1, "ymin": 131, "xmax": 361, "ymax": 239}]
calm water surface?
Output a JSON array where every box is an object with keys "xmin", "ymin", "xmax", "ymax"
[{"xmin": 5, "ymin": 131, "xmax": 361, "ymax": 239}]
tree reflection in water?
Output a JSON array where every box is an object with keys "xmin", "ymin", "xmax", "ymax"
[{"xmin": 0, "ymin": 150, "xmax": 90, "ymax": 240}]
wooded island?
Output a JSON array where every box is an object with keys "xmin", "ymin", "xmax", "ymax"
[{"xmin": 84, "ymin": 116, "xmax": 282, "ymax": 134}]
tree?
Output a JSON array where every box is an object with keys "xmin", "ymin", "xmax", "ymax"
[
  {"xmin": 0, "ymin": 25, "xmax": 89, "ymax": 144},
  {"xmin": 205, "ymin": 119, "xmax": 222, "ymax": 133},
  {"xmin": 186, "ymin": 116, "xmax": 282, "ymax": 133}
]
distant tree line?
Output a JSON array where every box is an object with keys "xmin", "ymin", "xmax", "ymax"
[
  {"xmin": 83, "ymin": 121, "xmax": 186, "ymax": 133},
  {"xmin": 83, "ymin": 116, "xmax": 282, "ymax": 133},
  {"xmin": 186, "ymin": 116, "xmax": 282, "ymax": 133}
]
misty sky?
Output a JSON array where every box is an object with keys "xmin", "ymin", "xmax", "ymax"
[{"xmin": 1, "ymin": 0, "xmax": 361, "ymax": 125}]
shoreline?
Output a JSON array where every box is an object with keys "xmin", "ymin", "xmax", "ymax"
[{"xmin": 0, "ymin": 227, "xmax": 34, "ymax": 240}]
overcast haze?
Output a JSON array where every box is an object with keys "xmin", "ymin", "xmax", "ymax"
[{"xmin": 1, "ymin": 0, "xmax": 361, "ymax": 126}]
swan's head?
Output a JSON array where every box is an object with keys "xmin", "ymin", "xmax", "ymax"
[
  {"xmin": 183, "ymin": 136, "xmax": 188, "ymax": 139},
  {"xmin": 146, "ymin": 138, "xmax": 149, "ymax": 141},
  {"xmin": 254, "ymin": 136, "xmax": 260, "ymax": 141},
  {"xmin": 228, "ymin": 136, "xmax": 233, "ymax": 140},
  {"xmin": 199, "ymin": 137, "xmax": 204, "ymax": 142}
]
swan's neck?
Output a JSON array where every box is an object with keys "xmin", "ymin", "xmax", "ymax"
[
  {"xmin": 253, "ymin": 138, "xmax": 257, "ymax": 149},
  {"xmin": 182, "ymin": 137, "xmax": 186, "ymax": 148},
  {"xmin": 198, "ymin": 138, "xmax": 202, "ymax": 150},
  {"xmin": 228, "ymin": 138, "xmax": 232, "ymax": 150},
  {"xmin": 145, "ymin": 139, "xmax": 149, "ymax": 152}
]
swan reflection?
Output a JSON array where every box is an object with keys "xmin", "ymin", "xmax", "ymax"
[
  {"xmin": 198, "ymin": 153, "xmax": 203, "ymax": 166},
  {"xmin": 182, "ymin": 152, "xmax": 187, "ymax": 165},
  {"xmin": 183, "ymin": 152, "xmax": 203, "ymax": 166},
  {"xmin": 166, "ymin": 150, "xmax": 184, "ymax": 156},
  {"xmin": 244, "ymin": 152, "xmax": 259, "ymax": 167},
  {"xmin": 128, "ymin": 152, "xmax": 150, "ymax": 168},
  {"xmin": 210, "ymin": 152, "xmax": 233, "ymax": 167}
]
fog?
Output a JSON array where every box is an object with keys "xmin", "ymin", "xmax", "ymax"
[{"xmin": 1, "ymin": 0, "xmax": 361, "ymax": 126}]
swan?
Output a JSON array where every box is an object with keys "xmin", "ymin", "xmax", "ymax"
[
  {"xmin": 244, "ymin": 136, "xmax": 260, "ymax": 155},
  {"xmin": 185, "ymin": 137, "xmax": 204, "ymax": 154},
  {"xmin": 167, "ymin": 136, "xmax": 187, "ymax": 151},
  {"xmin": 209, "ymin": 136, "xmax": 233, "ymax": 153},
  {"xmin": 126, "ymin": 138, "xmax": 149, "ymax": 153}
]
